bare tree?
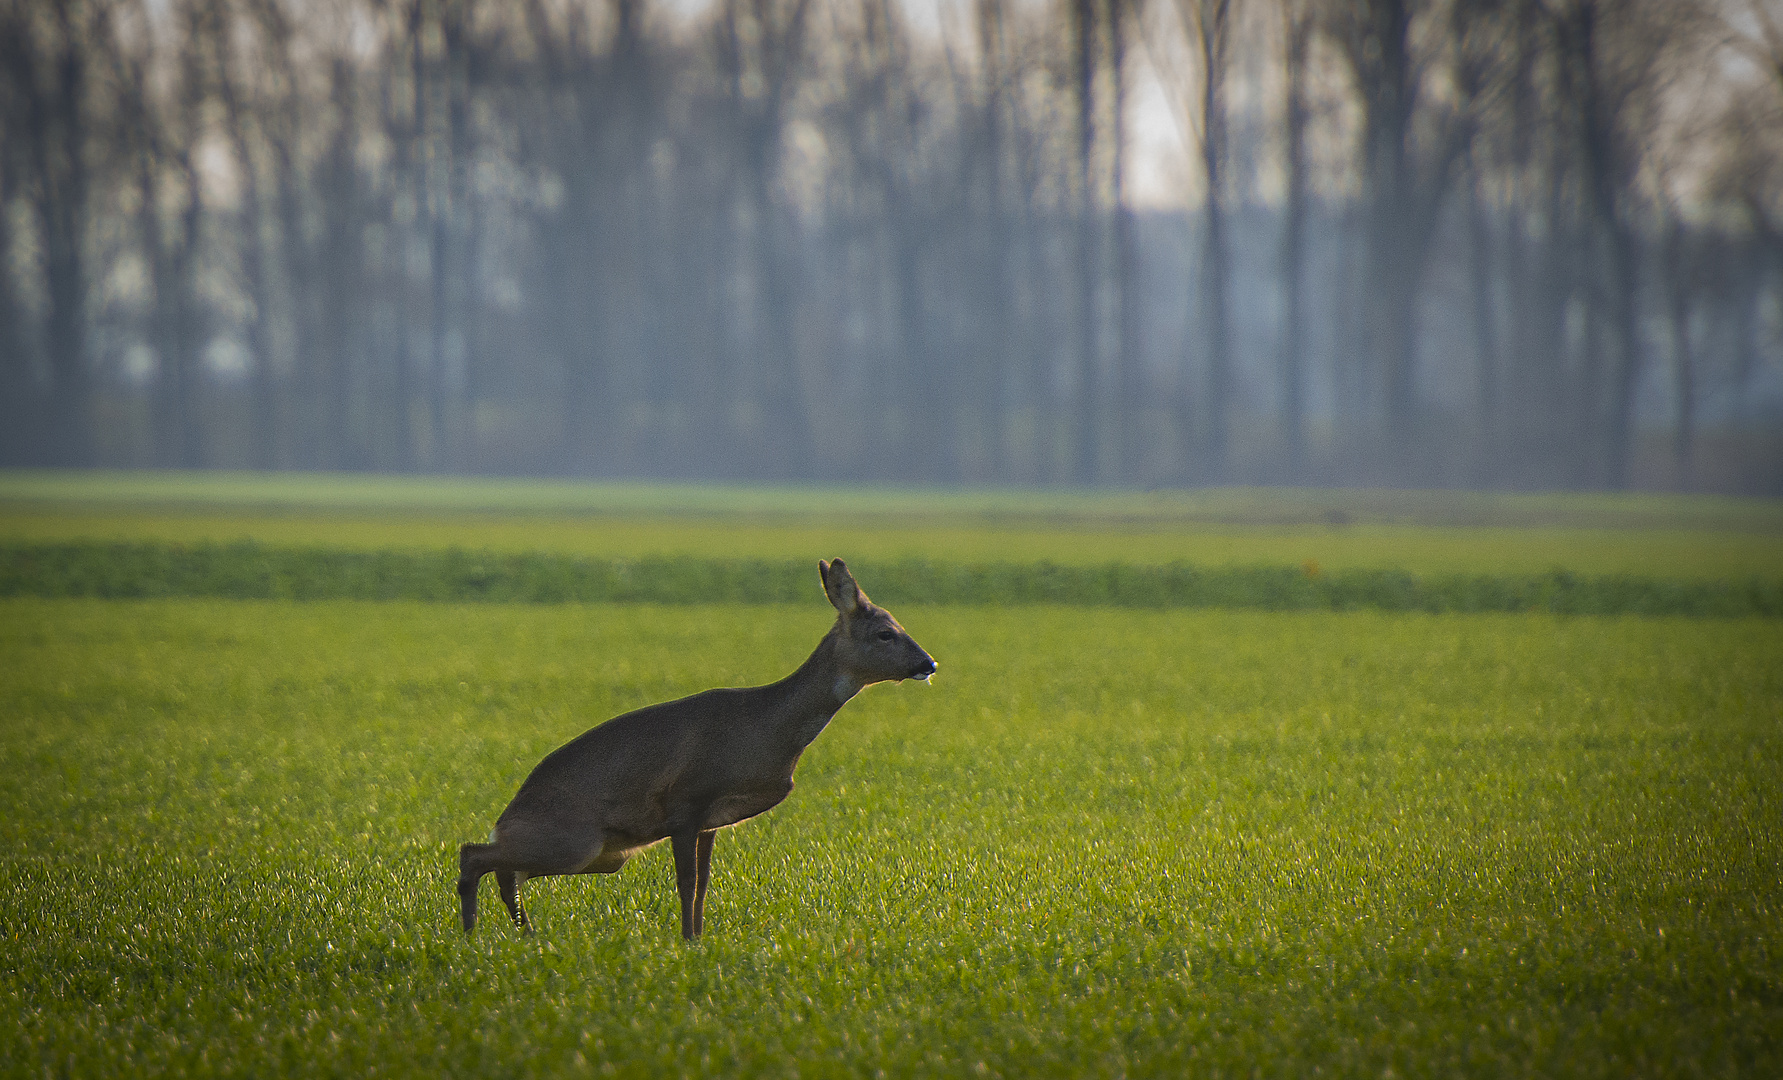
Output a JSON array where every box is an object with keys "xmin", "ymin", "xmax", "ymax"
[
  {"xmin": 1175, "ymin": 0, "xmax": 1233, "ymax": 481},
  {"xmin": 1069, "ymin": 0, "xmax": 1101, "ymax": 482},
  {"xmin": 121, "ymin": 0, "xmax": 214, "ymax": 468},
  {"xmin": 715, "ymin": 0, "xmax": 814, "ymax": 478},
  {"xmin": 408, "ymin": 0, "xmax": 484, "ymax": 471},
  {"xmin": 1109, "ymin": 0, "xmax": 1142, "ymax": 482},
  {"xmin": 1547, "ymin": 0, "xmax": 1708, "ymax": 487},
  {"xmin": 1453, "ymin": 0, "xmax": 1528, "ymax": 484},
  {"xmin": 214, "ymin": 0, "xmax": 284, "ymax": 469},
  {"xmin": 971, "ymin": 0, "xmax": 1019, "ymax": 479},
  {"xmin": 0, "ymin": 1, "xmax": 37, "ymax": 463},
  {"xmin": 521, "ymin": 0, "xmax": 646, "ymax": 474},
  {"xmin": 1331, "ymin": 0, "xmax": 1477, "ymax": 473},
  {"xmin": 1713, "ymin": 0, "xmax": 1783, "ymax": 397},
  {"xmin": 1464, "ymin": 154, "xmax": 1500, "ymax": 478},
  {"xmin": 4, "ymin": 0, "xmax": 114, "ymax": 466},
  {"xmin": 1658, "ymin": 212, "xmax": 1702, "ymax": 485},
  {"xmin": 1276, "ymin": 0, "xmax": 1312, "ymax": 479}
]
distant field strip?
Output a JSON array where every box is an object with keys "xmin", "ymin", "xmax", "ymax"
[
  {"xmin": 10, "ymin": 472, "xmax": 1783, "ymax": 580},
  {"xmin": 7, "ymin": 469, "xmax": 1783, "ymax": 531},
  {"xmin": 5, "ymin": 540, "xmax": 1779, "ymax": 616},
  {"xmin": 10, "ymin": 508, "xmax": 1783, "ymax": 579}
]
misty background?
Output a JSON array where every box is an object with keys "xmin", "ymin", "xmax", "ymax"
[{"xmin": 2, "ymin": 0, "xmax": 1780, "ymax": 491}]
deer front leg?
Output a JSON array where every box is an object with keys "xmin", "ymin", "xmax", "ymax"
[
  {"xmin": 672, "ymin": 831, "xmax": 700, "ymax": 940},
  {"xmin": 693, "ymin": 830, "xmax": 717, "ymax": 937}
]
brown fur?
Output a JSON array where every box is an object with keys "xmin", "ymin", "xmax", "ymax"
[{"xmin": 457, "ymin": 559, "xmax": 936, "ymax": 939}]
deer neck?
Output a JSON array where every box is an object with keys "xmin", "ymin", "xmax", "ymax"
[{"xmin": 765, "ymin": 629, "xmax": 857, "ymax": 752}]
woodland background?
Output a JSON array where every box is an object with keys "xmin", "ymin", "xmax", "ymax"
[{"xmin": 2, "ymin": 0, "xmax": 1781, "ymax": 491}]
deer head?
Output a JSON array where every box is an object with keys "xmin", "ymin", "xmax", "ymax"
[{"xmin": 820, "ymin": 559, "xmax": 936, "ymax": 698}]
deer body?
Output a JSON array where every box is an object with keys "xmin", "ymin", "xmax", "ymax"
[{"xmin": 457, "ymin": 560, "xmax": 935, "ymax": 939}]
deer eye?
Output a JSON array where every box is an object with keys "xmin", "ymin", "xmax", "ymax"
[{"xmin": 875, "ymin": 630, "xmax": 897, "ymax": 642}]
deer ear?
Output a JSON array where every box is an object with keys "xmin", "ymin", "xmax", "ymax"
[{"xmin": 820, "ymin": 558, "xmax": 863, "ymax": 616}]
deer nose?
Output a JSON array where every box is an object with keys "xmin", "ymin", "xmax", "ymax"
[{"xmin": 914, "ymin": 656, "xmax": 937, "ymax": 679}]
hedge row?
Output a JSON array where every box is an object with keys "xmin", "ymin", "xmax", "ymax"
[{"xmin": 2, "ymin": 541, "xmax": 1778, "ymax": 616}]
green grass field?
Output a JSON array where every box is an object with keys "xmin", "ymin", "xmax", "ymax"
[{"xmin": 3, "ymin": 596, "xmax": 1778, "ymax": 1077}]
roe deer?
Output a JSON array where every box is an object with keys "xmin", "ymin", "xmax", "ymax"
[{"xmin": 457, "ymin": 559, "xmax": 936, "ymax": 940}]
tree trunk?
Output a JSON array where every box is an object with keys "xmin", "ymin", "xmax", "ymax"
[
  {"xmin": 1072, "ymin": 0, "xmax": 1100, "ymax": 484},
  {"xmin": 976, "ymin": 0, "xmax": 1016, "ymax": 481},
  {"xmin": 141, "ymin": 110, "xmax": 207, "ymax": 470},
  {"xmin": 1196, "ymin": 0, "xmax": 1232, "ymax": 483},
  {"xmin": 753, "ymin": 166, "xmax": 814, "ymax": 479},
  {"xmin": 22, "ymin": 4, "xmax": 95, "ymax": 466},
  {"xmin": 1109, "ymin": 0, "xmax": 1140, "ymax": 483},
  {"xmin": 0, "ymin": 148, "xmax": 37, "ymax": 465},
  {"xmin": 220, "ymin": 68, "xmax": 280, "ymax": 471},
  {"xmin": 1277, "ymin": 1, "xmax": 1311, "ymax": 481},
  {"xmin": 1468, "ymin": 170, "xmax": 1499, "ymax": 483},
  {"xmin": 1663, "ymin": 220, "xmax": 1696, "ymax": 489},
  {"xmin": 317, "ymin": 60, "xmax": 364, "ymax": 471}
]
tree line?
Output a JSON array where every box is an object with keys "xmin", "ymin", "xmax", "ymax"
[{"xmin": 2, "ymin": 0, "xmax": 1779, "ymax": 490}]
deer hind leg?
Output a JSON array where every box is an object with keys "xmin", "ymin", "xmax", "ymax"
[
  {"xmin": 498, "ymin": 870, "xmax": 531, "ymax": 932},
  {"xmin": 459, "ymin": 822, "xmax": 605, "ymax": 935},
  {"xmin": 458, "ymin": 842, "xmax": 497, "ymax": 933}
]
